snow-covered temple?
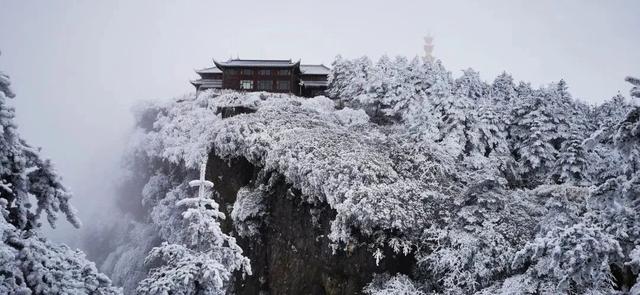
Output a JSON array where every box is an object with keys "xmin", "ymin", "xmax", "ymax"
[{"xmin": 191, "ymin": 59, "xmax": 330, "ymax": 97}]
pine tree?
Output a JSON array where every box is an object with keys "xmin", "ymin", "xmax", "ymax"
[
  {"xmin": 626, "ymin": 76, "xmax": 640, "ymax": 99},
  {"xmin": 548, "ymin": 80, "xmax": 582, "ymax": 142},
  {"xmin": 472, "ymin": 98, "xmax": 509, "ymax": 157},
  {"xmin": 614, "ymin": 107, "xmax": 640, "ymax": 174},
  {"xmin": 137, "ymin": 162, "xmax": 251, "ymax": 295},
  {"xmin": 550, "ymin": 129, "xmax": 589, "ymax": 184},
  {"xmin": 512, "ymin": 221, "xmax": 623, "ymax": 293},
  {"xmin": 402, "ymin": 58, "xmax": 453, "ymax": 136},
  {"xmin": 454, "ymin": 68, "xmax": 487, "ymax": 100},
  {"xmin": 328, "ymin": 55, "xmax": 372, "ymax": 102},
  {"xmin": 510, "ymin": 93, "xmax": 558, "ymax": 185},
  {"xmin": 377, "ymin": 56, "xmax": 428, "ymax": 121},
  {"xmin": 515, "ymin": 81, "xmax": 533, "ymax": 99},
  {"xmin": 424, "ymin": 59, "xmax": 453, "ymax": 98},
  {"xmin": 573, "ymin": 77, "xmax": 640, "ymax": 292},
  {"xmin": 593, "ymin": 94, "xmax": 632, "ymax": 136},
  {"xmin": 361, "ymin": 55, "xmax": 395, "ymax": 120},
  {"xmin": 432, "ymin": 93, "xmax": 474, "ymax": 158},
  {"xmin": 1, "ymin": 70, "xmax": 79, "ymax": 231},
  {"xmin": 490, "ymin": 72, "xmax": 517, "ymax": 102},
  {"xmin": 556, "ymin": 79, "xmax": 570, "ymax": 100},
  {"xmin": 0, "ymin": 70, "xmax": 15, "ymax": 99},
  {"xmin": 369, "ymin": 54, "xmax": 392, "ymax": 101},
  {"xmin": 0, "ymin": 63, "xmax": 120, "ymax": 294},
  {"xmin": 613, "ymin": 76, "xmax": 640, "ymax": 173}
]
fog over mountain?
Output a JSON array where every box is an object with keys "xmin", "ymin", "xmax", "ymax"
[{"xmin": 0, "ymin": 1, "xmax": 639, "ymax": 294}]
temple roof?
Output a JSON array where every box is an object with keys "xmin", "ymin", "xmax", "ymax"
[
  {"xmin": 300, "ymin": 64, "xmax": 330, "ymax": 75},
  {"xmin": 196, "ymin": 67, "xmax": 222, "ymax": 74},
  {"xmin": 214, "ymin": 59, "xmax": 300, "ymax": 68},
  {"xmin": 190, "ymin": 79, "xmax": 222, "ymax": 88}
]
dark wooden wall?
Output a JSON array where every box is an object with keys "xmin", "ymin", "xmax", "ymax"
[{"xmin": 221, "ymin": 67, "xmax": 301, "ymax": 95}]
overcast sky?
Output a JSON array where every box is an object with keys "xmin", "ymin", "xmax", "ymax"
[{"xmin": 1, "ymin": 0, "xmax": 638, "ymax": 244}]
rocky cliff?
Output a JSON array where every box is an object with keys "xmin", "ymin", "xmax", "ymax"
[{"xmin": 206, "ymin": 153, "xmax": 415, "ymax": 294}]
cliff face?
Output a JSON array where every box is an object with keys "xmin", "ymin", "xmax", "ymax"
[{"xmin": 206, "ymin": 153, "xmax": 415, "ymax": 295}]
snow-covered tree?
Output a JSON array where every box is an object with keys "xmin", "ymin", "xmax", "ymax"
[
  {"xmin": 550, "ymin": 130, "xmax": 589, "ymax": 185},
  {"xmin": 593, "ymin": 94, "xmax": 633, "ymax": 137},
  {"xmin": 510, "ymin": 94, "xmax": 558, "ymax": 185},
  {"xmin": 376, "ymin": 56, "xmax": 428, "ymax": 121},
  {"xmin": 490, "ymin": 72, "xmax": 517, "ymax": 102},
  {"xmin": 626, "ymin": 76, "xmax": 640, "ymax": 99},
  {"xmin": 470, "ymin": 98, "xmax": 509, "ymax": 157},
  {"xmin": 0, "ymin": 73, "xmax": 80, "ymax": 231},
  {"xmin": 328, "ymin": 55, "xmax": 372, "ymax": 102},
  {"xmin": 549, "ymin": 81, "xmax": 592, "ymax": 185},
  {"xmin": 583, "ymin": 94, "xmax": 633, "ymax": 182},
  {"xmin": 230, "ymin": 186, "xmax": 267, "ymax": 238},
  {"xmin": 515, "ymin": 81, "xmax": 533, "ymax": 98},
  {"xmin": 363, "ymin": 273, "xmax": 425, "ymax": 295},
  {"xmin": 454, "ymin": 68, "xmax": 487, "ymax": 100},
  {"xmin": 556, "ymin": 79, "xmax": 570, "ymax": 100},
  {"xmin": 614, "ymin": 108, "xmax": 640, "ymax": 175},
  {"xmin": 432, "ymin": 93, "xmax": 474, "ymax": 158},
  {"xmin": 615, "ymin": 76, "xmax": 640, "ymax": 173},
  {"xmin": 0, "ymin": 69, "xmax": 15, "ymax": 99},
  {"xmin": 137, "ymin": 162, "xmax": 251, "ymax": 295},
  {"xmin": 512, "ymin": 221, "xmax": 622, "ymax": 293},
  {"xmin": 1, "ymin": 63, "xmax": 119, "ymax": 294}
]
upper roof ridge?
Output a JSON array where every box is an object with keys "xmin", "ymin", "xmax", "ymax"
[{"xmin": 228, "ymin": 58, "xmax": 293, "ymax": 62}]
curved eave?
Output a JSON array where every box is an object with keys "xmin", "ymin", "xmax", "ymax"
[
  {"xmin": 213, "ymin": 59, "xmax": 226, "ymax": 70},
  {"xmin": 194, "ymin": 69, "xmax": 206, "ymax": 76}
]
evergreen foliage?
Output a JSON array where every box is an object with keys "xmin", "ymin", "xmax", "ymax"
[{"xmin": 1, "ymin": 65, "xmax": 120, "ymax": 294}]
